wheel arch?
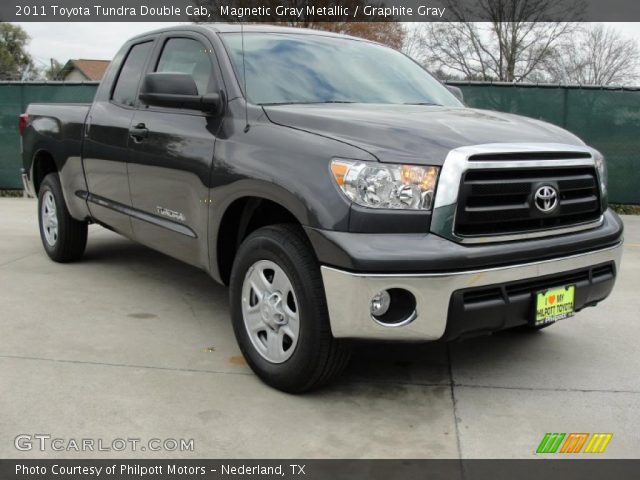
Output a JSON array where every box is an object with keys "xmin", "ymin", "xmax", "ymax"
[
  {"xmin": 31, "ymin": 149, "xmax": 59, "ymax": 194},
  {"xmin": 213, "ymin": 195, "xmax": 311, "ymax": 285}
]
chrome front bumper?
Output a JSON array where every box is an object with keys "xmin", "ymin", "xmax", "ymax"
[{"xmin": 321, "ymin": 243, "xmax": 623, "ymax": 341}]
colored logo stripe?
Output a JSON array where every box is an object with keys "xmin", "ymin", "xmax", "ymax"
[
  {"xmin": 560, "ymin": 433, "xmax": 589, "ymax": 453},
  {"xmin": 537, "ymin": 433, "xmax": 613, "ymax": 454},
  {"xmin": 584, "ymin": 433, "xmax": 613, "ymax": 454},
  {"xmin": 537, "ymin": 433, "xmax": 565, "ymax": 453}
]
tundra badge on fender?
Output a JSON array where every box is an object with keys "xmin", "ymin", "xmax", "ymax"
[{"xmin": 156, "ymin": 206, "xmax": 185, "ymax": 222}]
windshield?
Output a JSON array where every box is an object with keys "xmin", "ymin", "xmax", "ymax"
[{"xmin": 221, "ymin": 32, "xmax": 462, "ymax": 107}]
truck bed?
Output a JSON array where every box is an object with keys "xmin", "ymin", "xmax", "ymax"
[
  {"xmin": 22, "ymin": 102, "xmax": 93, "ymax": 220},
  {"xmin": 26, "ymin": 103, "xmax": 91, "ymax": 138},
  {"xmin": 23, "ymin": 102, "xmax": 91, "ymax": 169}
]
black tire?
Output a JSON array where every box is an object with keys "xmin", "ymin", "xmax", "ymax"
[
  {"xmin": 229, "ymin": 224, "xmax": 351, "ymax": 393},
  {"xmin": 38, "ymin": 173, "xmax": 88, "ymax": 263}
]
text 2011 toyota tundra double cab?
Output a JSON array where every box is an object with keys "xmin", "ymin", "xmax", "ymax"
[{"xmin": 20, "ymin": 25, "xmax": 623, "ymax": 392}]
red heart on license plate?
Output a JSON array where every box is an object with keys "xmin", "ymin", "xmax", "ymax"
[{"xmin": 548, "ymin": 295, "xmax": 556, "ymax": 305}]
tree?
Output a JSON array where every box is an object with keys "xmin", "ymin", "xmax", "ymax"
[
  {"xmin": 43, "ymin": 59, "xmax": 64, "ymax": 80},
  {"xmin": 546, "ymin": 24, "xmax": 639, "ymax": 85},
  {"xmin": 420, "ymin": 0, "xmax": 583, "ymax": 82},
  {"xmin": 401, "ymin": 23, "xmax": 429, "ymax": 65},
  {"xmin": 0, "ymin": 22, "xmax": 35, "ymax": 80},
  {"xmin": 401, "ymin": 25, "xmax": 463, "ymax": 81}
]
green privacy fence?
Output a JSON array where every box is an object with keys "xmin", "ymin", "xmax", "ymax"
[
  {"xmin": 0, "ymin": 81, "xmax": 638, "ymax": 204},
  {"xmin": 0, "ymin": 81, "xmax": 99, "ymax": 189},
  {"xmin": 449, "ymin": 82, "xmax": 640, "ymax": 205}
]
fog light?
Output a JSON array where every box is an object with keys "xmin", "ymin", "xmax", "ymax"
[
  {"xmin": 371, "ymin": 288, "xmax": 417, "ymax": 327},
  {"xmin": 370, "ymin": 290, "xmax": 391, "ymax": 316}
]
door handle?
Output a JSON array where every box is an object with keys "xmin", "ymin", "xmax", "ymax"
[{"xmin": 129, "ymin": 123, "xmax": 149, "ymax": 141}]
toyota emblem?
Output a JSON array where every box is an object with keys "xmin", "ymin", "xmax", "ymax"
[{"xmin": 534, "ymin": 185, "xmax": 559, "ymax": 213}]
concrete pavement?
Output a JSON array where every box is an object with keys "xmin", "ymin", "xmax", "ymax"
[{"xmin": 0, "ymin": 198, "xmax": 638, "ymax": 458}]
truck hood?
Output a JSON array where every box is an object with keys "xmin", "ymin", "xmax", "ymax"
[{"xmin": 262, "ymin": 104, "xmax": 585, "ymax": 165}]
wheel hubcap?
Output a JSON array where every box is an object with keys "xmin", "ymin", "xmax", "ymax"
[
  {"xmin": 241, "ymin": 260, "xmax": 300, "ymax": 364},
  {"xmin": 41, "ymin": 191, "xmax": 58, "ymax": 247}
]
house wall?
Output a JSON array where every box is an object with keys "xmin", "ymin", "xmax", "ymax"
[{"xmin": 63, "ymin": 69, "xmax": 89, "ymax": 82}]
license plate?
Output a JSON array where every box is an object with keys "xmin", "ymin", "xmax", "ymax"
[{"xmin": 534, "ymin": 285, "xmax": 576, "ymax": 326}]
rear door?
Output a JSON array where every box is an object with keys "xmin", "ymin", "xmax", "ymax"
[
  {"xmin": 127, "ymin": 32, "xmax": 224, "ymax": 268},
  {"xmin": 82, "ymin": 39, "xmax": 155, "ymax": 236}
]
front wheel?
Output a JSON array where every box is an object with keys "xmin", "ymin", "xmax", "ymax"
[
  {"xmin": 38, "ymin": 173, "xmax": 87, "ymax": 262},
  {"xmin": 229, "ymin": 224, "xmax": 350, "ymax": 393}
]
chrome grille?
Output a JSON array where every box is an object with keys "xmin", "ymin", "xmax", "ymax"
[{"xmin": 454, "ymin": 166, "xmax": 601, "ymax": 237}]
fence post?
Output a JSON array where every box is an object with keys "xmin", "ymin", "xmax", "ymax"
[{"xmin": 561, "ymin": 87, "xmax": 569, "ymax": 129}]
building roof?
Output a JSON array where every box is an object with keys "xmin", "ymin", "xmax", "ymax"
[{"xmin": 59, "ymin": 59, "xmax": 110, "ymax": 81}]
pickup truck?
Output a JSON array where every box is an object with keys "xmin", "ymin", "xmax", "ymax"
[{"xmin": 20, "ymin": 24, "xmax": 623, "ymax": 392}]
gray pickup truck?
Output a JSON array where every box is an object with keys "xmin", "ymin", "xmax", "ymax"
[{"xmin": 20, "ymin": 24, "xmax": 623, "ymax": 392}]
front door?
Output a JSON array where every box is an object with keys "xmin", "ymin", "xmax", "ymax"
[{"xmin": 127, "ymin": 34, "xmax": 224, "ymax": 268}]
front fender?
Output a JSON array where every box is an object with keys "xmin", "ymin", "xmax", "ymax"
[{"xmin": 207, "ymin": 112, "xmax": 374, "ymax": 282}]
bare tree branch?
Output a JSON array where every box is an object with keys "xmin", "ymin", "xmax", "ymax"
[
  {"xmin": 546, "ymin": 24, "xmax": 640, "ymax": 85},
  {"xmin": 419, "ymin": 0, "xmax": 584, "ymax": 82}
]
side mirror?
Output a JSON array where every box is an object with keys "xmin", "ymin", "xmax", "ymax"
[
  {"xmin": 139, "ymin": 73, "xmax": 222, "ymax": 113},
  {"xmin": 446, "ymin": 85, "xmax": 464, "ymax": 103}
]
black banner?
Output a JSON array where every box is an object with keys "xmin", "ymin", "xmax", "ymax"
[
  {"xmin": 2, "ymin": 460, "xmax": 640, "ymax": 480},
  {"xmin": 3, "ymin": 0, "xmax": 640, "ymax": 22}
]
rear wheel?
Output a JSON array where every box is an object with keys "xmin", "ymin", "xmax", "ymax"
[
  {"xmin": 229, "ymin": 224, "xmax": 350, "ymax": 393},
  {"xmin": 38, "ymin": 173, "xmax": 87, "ymax": 262}
]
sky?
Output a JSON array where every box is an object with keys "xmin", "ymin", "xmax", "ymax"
[
  {"xmin": 15, "ymin": 22, "xmax": 640, "ymax": 69},
  {"xmin": 16, "ymin": 22, "xmax": 186, "ymax": 69}
]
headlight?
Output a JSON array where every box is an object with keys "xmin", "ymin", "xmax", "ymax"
[
  {"xmin": 330, "ymin": 160, "xmax": 439, "ymax": 211},
  {"xmin": 593, "ymin": 150, "xmax": 608, "ymax": 196}
]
